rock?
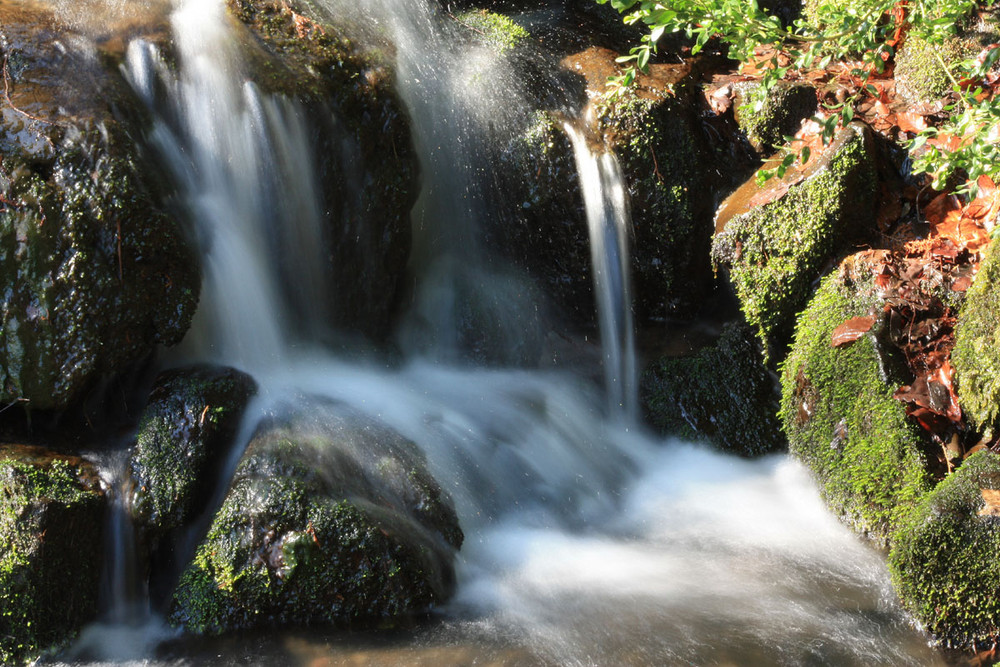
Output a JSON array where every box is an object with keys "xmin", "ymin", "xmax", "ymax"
[
  {"xmin": 229, "ymin": 0, "xmax": 418, "ymax": 342},
  {"xmin": 170, "ymin": 401, "xmax": 462, "ymax": 635},
  {"xmin": 641, "ymin": 322, "xmax": 783, "ymax": 456},
  {"xmin": 454, "ymin": 9, "xmax": 530, "ymax": 55},
  {"xmin": 0, "ymin": 3, "xmax": 200, "ymax": 411},
  {"xmin": 889, "ymin": 450, "xmax": 1000, "ymax": 648},
  {"xmin": 0, "ymin": 445, "xmax": 106, "ymax": 664},
  {"xmin": 953, "ymin": 244, "xmax": 1000, "ymax": 439},
  {"xmin": 731, "ymin": 81, "xmax": 818, "ymax": 156},
  {"xmin": 779, "ymin": 255, "xmax": 932, "ymax": 544},
  {"xmin": 712, "ymin": 122, "xmax": 878, "ymax": 356},
  {"xmin": 129, "ymin": 365, "xmax": 258, "ymax": 535}
]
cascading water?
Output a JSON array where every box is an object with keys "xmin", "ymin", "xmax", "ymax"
[
  {"xmin": 565, "ymin": 122, "xmax": 638, "ymax": 421},
  {"xmin": 54, "ymin": 0, "xmax": 948, "ymax": 663}
]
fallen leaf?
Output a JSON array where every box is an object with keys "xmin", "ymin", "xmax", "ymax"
[
  {"xmin": 831, "ymin": 316, "xmax": 876, "ymax": 347},
  {"xmin": 979, "ymin": 489, "xmax": 1000, "ymax": 517},
  {"xmin": 897, "ymin": 111, "xmax": 929, "ymax": 134}
]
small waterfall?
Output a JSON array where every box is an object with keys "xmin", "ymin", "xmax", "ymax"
[
  {"xmin": 124, "ymin": 0, "xmax": 330, "ymax": 375},
  {"xmin": 565, "ymin": 123, "xmax": 638, "ymax": 422}
]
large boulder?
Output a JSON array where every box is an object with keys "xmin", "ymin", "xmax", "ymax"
[
  {"xmin": 889, "ymin": 450, "xmax": 1000, "ymax": 648},
  {"xmin": 0, "ymin": 445, "xmax": 106, "ymax": 664},
  {"xmin": 171, "ymin": 401, "xmax": 462, "ymax": 634},
  {"xmin": 713, "ymin": 122, "xmax": 878, "ymax": 356},
  {"xmin": 641, "ymin": 322, "xmax": 783, "ymax": 456},
  {"xmin": 0, "ymin": 3, "xmax": 200, "ymax": 411},
  {"xmin": 779, "ymin": 254, "xmax": 933, "ymax": 544},
  {"xmin": 229, "ymin": 0, "xmax": 418, "ymax": 342},
  {"xmin": 129, "ymin": 365, "xmax": 257, "ymax": 535}
]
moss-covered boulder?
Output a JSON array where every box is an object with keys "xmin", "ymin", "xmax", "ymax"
[
  {"xmin": 171, "ymin": 401, "xmax": 462, "ymax": 634},
  {"xmin": 129, "ymin": 365, "xmax": 257, "ymax": 535},
  {"xmin": 952, "ymin": 244, "xmax": 1000, "ymax": 440},
  {"xmin": 731, "ymin": 81, "xmax": 818, "ymax": 156},
  {"xmin": 889, "ymin": 450, "xmax": 1000, "ymax": 647},
  {"xmin": 895, "ymin": 35, "xmax": 973, "ymax": 106},
  {"xmin": 229, "ymin": 0, "xmax": 417, "ymax": 342},
  {"xmin": 779, "ymin": 257, "xmax": 932, "ymax": 543},
  {"xmin": 641, "ymin": 322, "xmax": 783, "ymax": 456},
  {"xmin": 0, "ymin": 3, "xmax": 200, "ymax": 411},
  {"xmin": 713, "ymin": 122, "xmax": 878, "ymax": 355},
  {"xmin": 0, "ymin": 445, "xmax": 106, "ymax": 664},
  {"xmin": 454, "ymin": 9, "xmax": 530, "ymax": 55}
]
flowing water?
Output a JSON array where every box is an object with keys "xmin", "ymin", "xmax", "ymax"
[{"xmin": 37, "ymin": 0, "xmax": 948, "ymax": 664}]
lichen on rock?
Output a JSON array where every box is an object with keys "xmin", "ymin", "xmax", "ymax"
[
  {"xmin": 0, "ymin": 445, "xmax": 105, "ymax": 664},
  {"xmin": 779, "ymin": 257, "xmax": 932, "ymax": 543},
  {"xmin": 170, "ymin": 401, "xmax": 463, "ymax": 635}
]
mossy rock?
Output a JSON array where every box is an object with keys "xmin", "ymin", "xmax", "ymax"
[
  {"xmin": 641, "ymin": 322, "xmax": 783, "ymax": 456},
  {"xmin": 952, "ymin": 243, "xmax": 1000, "ymax": 439},
  {"xmin": 0, "ymin": 4, "xmax": 200, "ymax": 411},
  {"xmin": 228, "ymin": 0, "xmax": 417, "ymax": 342},
  {"xmin": 454, "ymin": 9, "xmax": 530, "ymax": 55},
  {"xmin": 713, "ymin": 122, "xmax": 878, "ymax": 356},
  {"xmin": 895, "ymin": 34, "xmax": 974, "ymax": 105},
  {"xmin": 0, "ymin": 445, "xmax": 105, "ymax": 664},
  {"xmin": 129, "ymin": 365, "xmax": 257, "ymax": 535},
  {"xmin": 889, "ymin": 450, "xmax": 1000, "ymax": 647},
  {"xmin": 731, "ymin": 81, "xmax": 818, "ymax": 156},
  {"xmin": 779, "ymin": 257, "xmax": 932, "ymax": 543},
  {"xmin": 171, "ymin": 401, "xmax": 463, "ymax": 635}
]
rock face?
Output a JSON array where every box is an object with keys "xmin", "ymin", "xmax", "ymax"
[
  {"xmin": 129, "ymin": 365, "xmax": 257, "ymax": 535},
  {"xmin": 731, "ymin": 81, "xmax": 817, "ymax": 156},
  {"xmin": 0, "ymin": 3, "xmax": 200, "ymax": 411},
  {"xmin": 0, "ymin": 445, "xmax": 106, "ymax": 664},
  {"xmin": 889, "ymin": 450, "xmax": 1000, "ymax": 648},
  {"xmin": 779, "ymin": 255, "xmax": 932, "ymax": 544},
  {"xmin": 713, "ymin": 122, "xmax": 878, "ymax": 355},
  {"xmin": 641, "ymin": 322, "xmax": 783, "ymax": 456},
  {"xmin": 171, "ymin": 402, "xmax": 463, "ymax": 634},
  {"xmin": 229, "ymin": 0, "xmax": 418, "ymax": 342}
]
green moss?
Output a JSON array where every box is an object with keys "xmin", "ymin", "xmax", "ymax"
[
  {"xmin": 641, "ymin": 322, "xmax": 783, "ymax": 456},
  {"xmin": 0, "ymin": 448, "xmax": 105, "ymax": 664},
  {"xmin": 889, "ymin": 451, "xmax": 1000, "ymax": 647},
  {"xmin": 456, "ymin": 10, "xmax": 529, "ymax": 54},
  {"xmin": 732, "ymin": 81, "xmax": 818, "ymax": 155},
  {"xmin": 895, "ymin": 34, "xmax": 972, "ymax": 105},
  {"xmin": 712, "ymin": 123, "xmax": 877, "ymax": 355},
  {"xmin": 952, "ymin": 244, "xmax": 1000, "ymax": 438},
  {"xmin": 779, "ymin": 268, "xmax": 932, "ymax": 543}
]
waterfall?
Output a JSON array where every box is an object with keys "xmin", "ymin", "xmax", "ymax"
[{"xmin": 565, "ymin": 123, "xmax": 638, "ymax": 421}]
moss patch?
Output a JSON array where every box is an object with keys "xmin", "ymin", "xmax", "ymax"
[
  {"xmin": 952, "ymin": 244, "xmax": 1000, "ymax": 438},
  {"xmin": 455, "ymin": 10, "xmax": 529, "ymax": 55},
  {"xmin": 712, "ymin": 123, "xmax": 877, "ymax": 356},
  {"xmin": 641, "ymin": 322, "xmax": 783, "ymax": 456},
  {"xmin": 779, "ymin": 264, "xmax": 932, "ymax": 543},
  {"xmin": 889, "ymin": 451, "xmax": 1000, "ymax": 647},
  {"xmin": 732, "ymin": 81, "xmax": 818, "ymax": 155},
  {"xmin": 0, "ymin": 446, "xmax": 105, "ymax": 664}
]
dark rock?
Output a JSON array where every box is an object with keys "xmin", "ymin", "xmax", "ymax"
[
  {"xmin": 171, "ymin": 400, "xmax": 462, "ymax": 634},
  {"xmin": 0, "ymin": 444, "xmax": 105, "ymax": 664},
  {"xmin": 229, "ymin": 0, "xmax": 418, "ymax": 343},
  {"xmin": 129, "ymin": 365, "xmax": 258, "ymax": 535},
  {"xmin": 0, "ymin": 3, "xmax": 201, "ymax": 412},
  {"xmin": 731, "ymin": 81, "xmax": 818, "ymax": 156},
  {"xmin": 641, "ymin": 322, "xmax": 783, "ymax": 456},
  {"xmin": 713, "ymin": 122, "xmax": 878, "ymax": 357}
]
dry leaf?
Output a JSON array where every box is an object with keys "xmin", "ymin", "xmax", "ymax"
[
  {"xmin": 831, "ymin": 316, "xmax": 876, "ymax": 347},
  {"xmin": 979, "ymin": 489, "xmax": 1000, "ymax": 517}
]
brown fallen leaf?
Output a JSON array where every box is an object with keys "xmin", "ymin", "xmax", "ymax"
[
  {"xmin": 979, "ymin": 489, "xmax": 1000, "ymax": 517},
  {"xmin": 831, "ymin": 316, "xmax": 876, "ymax": 347}
]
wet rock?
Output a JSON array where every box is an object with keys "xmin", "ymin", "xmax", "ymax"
[
  {"xmin": 730, "ymin": 81, "xmax": 818, "ymax": 156},
  {"xmin": 497, "ymin": 50, "xmax": 718, "ymax": 327},
  {"xmin": 229, "ymin": 0, "xmax": 418, "ymax": 342},
  {"xmin": 641, "ymin": 322, "xmax": 783, "ymax": 456},
  {"xmin": 129, "ymin": 365, "xmax": 257, "ymax": 535},
  {"xmin": 712, "ymin": 122, "xmax": 878, "ymax": 356},
  {"xmin": 0, "ymin": 3, "xmax": 200, "ymax": 411},
  {"xmin": 171, "ymin": 400, "xmax": 462, "ymax": 635},
  {"xmin": 952, "ymin": 244, "xmax": 1000, "ymax": 440},
  {"xmin": 779, "ymin": 256, "xmax": 932, "ymax": 544},
  {"xmin": 889, "ymin": 450, "xmax": 1000, "ymax": 648},
  {"xmin": 0, "ymin": 444, "xmax": 106, "ymax": 664}
]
